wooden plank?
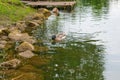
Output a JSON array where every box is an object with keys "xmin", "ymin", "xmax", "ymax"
[{"xmin": 21, "ymin": 1, "xmax": 76, "ymax": 7}]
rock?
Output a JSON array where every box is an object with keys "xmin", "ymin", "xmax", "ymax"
[
  {"xmin": 8, "ymin": 26, "xmax": 19, "ymax": 33},
  {"xmin": 1, "ymin": 36, "xmax": 8, "ymax": 40},
  {"xmin": 0, "ymin": 40, "xmax": 7, "ymax": 49},
  {"xmin": 0, "ymin": 54, "xmax": 3, "ymax": 58},
  {"xmin": 17, "ymin": 42, "xmax": 34, "ymax": 52},
  {"xmin": 0, "ymin": 40, "xmax": 7, "ymax": 44},
  {"xmin": 38, "ymin": 8, "xmax": 51, "ymax": 18},
  {"xmin": 0, "ymin": 44, "xmax": 5, "ymax": 49},
  {"xmin": 18, "ymin": 50, "xmax": 35, "ymax": 58},
  {"xmin": 32, "ymin": 20, "xmax": 43, "ymax": 25},
  {"xmin": 19, "ymin": 65, "xmax": 43, "ymax": 73},
  {"xmin": 34, "ymin": 46, "xmax": 48, "ymax": 52},
  {"xmin": 0, "ymin": 59, "xmax": 21, "ymax": 69},
  {"xmin": 19, "ymin": 33, "xmax": 36, "ymax": 44},
  {"xmin": 8, "ymin": 31, "xmax": 36, "ymax": 44},
  {"xmin": 16, "ymin": 22, "xmax": 27, "ymax": 31},
  {"xmin": 0, "ymin": 27, "xmax": 9, "ymax": 35},
  {"xmin": 1, "ymin": 65, "xmax": 43, "ymax": 79},
  {"xmin": 0, "ymin": 27, "xmax": 8, "ymax": 33},
  {"xmin": 52, "ymin": 7, "xmax": 59, "ymax": 16},
  {"xmin": 28, "ymin": 56, "xmax": 49, "ymax": 67},
  {"xmin": 32, "ymin": 13, "xmax": 45, "ymax": 20},
  {"xmin": 26, "ymin": 21, "xmax": 39, "ymax": 28},
  {"xmin": 8, "ymin": 30, "xmax": 23, "ymax": 41},
  {"xmin": 11, "ymin": 72, "xmax": 44, "ymax": 80}
]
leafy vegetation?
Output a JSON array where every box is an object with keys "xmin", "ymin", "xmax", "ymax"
[{"xmin": 0, "ymin": 0, "xmax": 35, "ymax": 24}]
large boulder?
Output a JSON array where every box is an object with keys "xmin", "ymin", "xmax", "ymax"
[
  {"xmin": 17, "ymin": 42, "xmax": 34, "ymax": 52},
  {"xmin": 0, "ymin": 59, "xmax": 21, "ymax": 69},
  {"xmin": 18, "ymin": 50, "xmax": 35, "ymax": 58},
  {"xmin": 11, "ymin": 72, "xmax": 44, "ymax": 80}
]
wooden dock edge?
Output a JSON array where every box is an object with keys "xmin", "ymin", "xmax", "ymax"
[{"xmin": 21, "ymin": 1, "xmax": 76, "ymax": 11}]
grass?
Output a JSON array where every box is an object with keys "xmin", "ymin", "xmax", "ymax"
[{"xmin": 0, "ymin": 0, "xmax": 36, "ymax": 25}]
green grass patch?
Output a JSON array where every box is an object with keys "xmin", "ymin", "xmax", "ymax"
[{"xmin": 0, "ymin": 0, "xmax": 36, "ymax": 24}]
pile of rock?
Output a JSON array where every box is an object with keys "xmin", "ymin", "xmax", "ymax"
[{"xmin": 0, "ymin": 8, "xmax": 51, "ymax": 72}]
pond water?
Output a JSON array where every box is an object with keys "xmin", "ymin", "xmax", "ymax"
[
  {"xmin": 1, "ymin": 0, "xmax": 120, "ymax": 80},
  {"xmin": 36, "ymin": 0, "xmax": 120, "ymax": 80}
]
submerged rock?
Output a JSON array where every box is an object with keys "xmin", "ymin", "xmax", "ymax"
[
  {"xmin": 1, "ymin": 69, "xmax": 44, "ymax": 80},
  {"xmin": 19, "ymin": 65, "xmax": 43, "ymax": 73},
  {"xmin": 17, "ymin": 42, "xmax": 34, "ymax": 52},
  {"xmin": 11, "ymin": 72, "xmax": 44, "ymax": 80},
  {"xmin": 28, "ymin": 56, "xmax": 49, "ymax": 67},
  {"xmin": 18, "ymin": 50, "xmax": 35, "ymax": 58},
  {"xmin": 0, "ymin": 59, "xmax": 21, "ymax": 69},
  {"xmin": 34, "ymin": 45, "xmax": 48, "ymax": 52}
]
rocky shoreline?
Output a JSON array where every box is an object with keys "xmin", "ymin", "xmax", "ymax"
[{"xmin": 0, "ymin": 8, "xmax": 51, "ymax": 80}]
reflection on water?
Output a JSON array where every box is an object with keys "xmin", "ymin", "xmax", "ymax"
[
  {"xmin": 44, "ymin": 41, "xmax": 105, "ymax": 80},
  {"xmin": 32, "ymin": 0, "xmax": 109, "ymax": 80},
  {"xmin": 32, "ymin": 0, "xmax": 120, "ymax": 80},
  {"xmin": 0, "ymin": 0, "xmax": 120, "ymax": 80}
]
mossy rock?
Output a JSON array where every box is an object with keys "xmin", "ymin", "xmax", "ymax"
[{"xmin": 1, "ymin": 70, "xmax": 22, "ymax": 79}]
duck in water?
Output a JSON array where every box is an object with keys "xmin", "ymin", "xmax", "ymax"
[{"xmin": 51, "ymin": 33, "xmax": 66, "ymax": 44}]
